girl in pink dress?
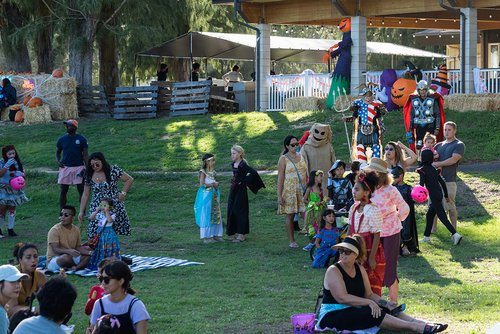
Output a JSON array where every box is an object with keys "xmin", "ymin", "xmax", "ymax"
[{"xmin": 363, "ymin": 158, "xmax": 409, "ymax": 303}]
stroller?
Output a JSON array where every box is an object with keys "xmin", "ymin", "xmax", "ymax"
[{"xmin": 309, "ymin": 210, "xmax": 349, "ymax": 268}]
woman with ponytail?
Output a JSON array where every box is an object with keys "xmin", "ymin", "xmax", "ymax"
[{"xmin": 88, "ymin": 261, "xmax": 150, "ymax": 334}]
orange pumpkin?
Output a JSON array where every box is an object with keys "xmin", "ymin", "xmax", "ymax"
[
  {"xmin": 339, "ymin": 18, "xmax": 351, "ymax": 33},
  {"xmin": 391, "ymin": 78, "xmax": 416, "ymax": 107},
  {"xmin": 23, "ymin": 95, "xmax": 32, "ymax": 105},
  {"xmin": 28, "ymin": 97, "xmax": 43, "ymax": 108},
  {"xmin": 52, "ymin": 69, "xmax": 64, "ymax": 78},
  {"xmin": 14, "ymin": 111, "xmax": 24, "ymax": 123}
]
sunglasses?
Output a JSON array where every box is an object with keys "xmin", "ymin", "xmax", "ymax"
[
  {"xmin": 385, "ymin": 147, "xmax": 394, "ymax": 151},
  {"xmin": 338, "ymin": 248, "xmax": 353, "ymax": 255},
  {"xmin": 90, "ymin": 162, "xmax": 102, "ymax": 168},
  {"xmin": 289, "ymin": 143, "xmax": 298, "ymax": 147},
  {"xmin": 99, "ymin": 276, "xmax": 114, "ymax": 284},
  {"xmin": 60, "ymin": 212, "xmax": 73, "ymax": 217}
]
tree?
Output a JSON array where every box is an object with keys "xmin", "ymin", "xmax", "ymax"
[{"xmin": 0, "ymin": 1, "xmax": 32, "ymax": 72}]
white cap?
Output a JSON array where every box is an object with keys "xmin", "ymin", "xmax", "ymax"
[{"xmin": 0, "ymin": 265, "xmax": 29, "ymax": 282}]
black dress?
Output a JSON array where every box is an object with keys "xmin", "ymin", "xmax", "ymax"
[
  {"xmin": 226, "ymin": 160, "xmax": 265, "ymax": 236},
  {"xmin": 394, "ymin": 183, "xmax": 420, "ymax": 254}
]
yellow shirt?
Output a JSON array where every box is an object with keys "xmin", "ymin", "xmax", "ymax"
[
  {"xmin": 16, "ymin": 265, "xmax": 44, "ymax": 307},
  {"xmin": 46, "ymin": 223, "xmax": 81, "ymax": 263}
]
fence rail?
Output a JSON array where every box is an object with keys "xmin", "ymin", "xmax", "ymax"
[{"xmin": 267, "ymin": 68, "xmax": 500, "ymax": 111}]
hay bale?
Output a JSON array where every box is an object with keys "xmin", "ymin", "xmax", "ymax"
[
  {"xmin": 284, "ymin": 97, "xmax": 326, "ymax": 111},
  {"xmin": 8, "ymin": 74, "xmax": 78, "ymax": 122},
  {"xmin": 443, "ymin": 94, "xmax": 500, "ymax": 112},
  {"xmin": 24, "ymin": 104, "xmax": 52, "ymax": 125}
]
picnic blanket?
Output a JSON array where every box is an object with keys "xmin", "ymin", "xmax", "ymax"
[{"xmin": 38, "ymin": 254, "xmax": 203, "ymax": 277}]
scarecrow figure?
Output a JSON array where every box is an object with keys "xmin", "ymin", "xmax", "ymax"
[
  {"xmin": 301, "ymin": 123, "xmax": 336, "ymax": 192},
  {"xmin": 325, "ymin": 18, "xmax": 352, "ymax": 109}
]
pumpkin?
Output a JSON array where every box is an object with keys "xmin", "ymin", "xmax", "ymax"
[
  {"xmin": 339, "ymin": 18, "xmax": 351, "ymax": 33},
  {"xmin": 52, "ymin": 69, "xmax": 64, "ymax": 78},
  {"xmin": 14, "ymin": 110, "xmax": 24, "ymax": 123},
  {"xmin": 23, "ymin": 95, "xmax": 32, "ymax": 105},
  {"xmin": 391, "ymin": 78, "xmax": 416, "ymax": 107},
  {"xmin": 28, "ymin": 97, "xmax": 43, "ymax": 108}
]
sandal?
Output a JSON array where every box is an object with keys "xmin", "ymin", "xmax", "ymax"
[
  {"xmin": 389, "ymin": 303, "xmax": 406, "ymax": 316},
  {"xmin": 289, "ymin": 242, "xmax": 299, "ymax": 248},
  {"xmin": 423, "ymin": 323, "xmax": 447, "ymax": 334}
]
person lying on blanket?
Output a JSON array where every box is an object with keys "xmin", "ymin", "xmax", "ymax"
[{"xmin": 46, "ymin": 205, "xmax": 92, "ymax": 272}]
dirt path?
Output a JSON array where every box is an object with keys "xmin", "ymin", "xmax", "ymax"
[{"xmin": 30, "ymin": 160, "xmax": 500, "ymax": 176}]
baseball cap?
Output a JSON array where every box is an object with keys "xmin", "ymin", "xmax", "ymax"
[
  {"xmin": 64, "ymin": 119, "xmax": 78, "ymax": 128},
  {"xmin": 0, "ymin": 265, "xmax": 29, "ymax": 282}
]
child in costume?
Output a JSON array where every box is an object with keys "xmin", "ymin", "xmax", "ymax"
[
  {"xmin": 0, "ymin": 145, "xmax": 29, "ymax": 237},
  {"xmin": 87, "ymin": 198, "xmax": 120, "ymax": 270},
  {"xmin": 345, "ymin": 160, "xmax": 361, "ymax": 187},
  {"xmin": 348, "ymin": 172, "xmax": 385, "ymax": 296},
  {"xmin": 422, "ymin": 133, "xmax": 439, "ymax": 162},
  {"xmin": 312, "ymin": 209, "xmax": 341, "ymax": 268},
  {"xmin": 391, "ymin": 166, "xmax": 419, "ymax": 256},
  {"xmin": 417, "ymin": 150, "xmax": 462, "ymax": 245},
  {"xmin": 194, "ymin": 153, "xmax": 223, "ymax": 244},
  {"xmin": 303, "ymin": 170, "xmax": 326, "ymax": 251},
  {"xmin": 327, "ymin": 160, "xmax": 353, "ymax": 212}
]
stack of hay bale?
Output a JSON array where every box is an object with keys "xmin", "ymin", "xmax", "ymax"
[
  {"xmin": 443, "ymin": 94, "xmax": 500, "ymax": 112},
  {"xmin": 2, "ymin": 70, "xmax": 78, "ymax": 125}
]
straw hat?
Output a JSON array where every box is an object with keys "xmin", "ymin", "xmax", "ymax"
[
  {"xmin": 333, "ymin": 236, "xmax": 360, "ymax": 255},
  {"xmin": 361, "ymin": 157, "xmax": 389, "ymax": 174}
]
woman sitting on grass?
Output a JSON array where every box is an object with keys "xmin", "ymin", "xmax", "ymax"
[
  {"xmin": 88, "ymin": 261, "xmax": 150, "ymax": 334},
  {"xmin": 316, "ymin": 235, "xmax": 448, "ymax": 334},
  {"xmin": 7, "ymin": 243, "xmax": 46, "ymax": 317}
]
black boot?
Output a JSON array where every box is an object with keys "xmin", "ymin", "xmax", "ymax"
[{"xmin": 8, "ymin": 229, "xmax": 17, "ymax": 237}]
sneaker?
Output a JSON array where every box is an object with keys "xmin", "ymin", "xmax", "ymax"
[
  {"xmin": 303, "ymin": 243, "xmax": 314, "ymax": 251},
  {"xmin": 289, "ymin": 242, "xmax": 299, "ymax": 249},
  {"xmin": 421, "ymin": 236, "xmax": 431, "ymax": 243},
  {"xmin": 452, "ymin": 233, "xmax": 463, "ymax": 245}
]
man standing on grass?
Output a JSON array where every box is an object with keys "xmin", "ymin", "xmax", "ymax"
[
  {"xmin": 432, "ymin": 121, "xmax": 465, "ymax": 232},
  {"xmin": 56, "ymin": 119, "xmax": 88, "ymax": 210},
  {"xmin": 46, "ymin": 205, "xmax": 92, "ymax": 272}
]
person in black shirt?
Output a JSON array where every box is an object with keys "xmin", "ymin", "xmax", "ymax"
[
  {"xmin": 156, "ymin": 63, "xmax": 168, "ymax": 82},
  {"xmin": 191, "ymin": 63, "xmax": 200, "ymax": 81},
  {"xmin": 417, "ymin": 150, "xmax": 462, "ymax": 245}
]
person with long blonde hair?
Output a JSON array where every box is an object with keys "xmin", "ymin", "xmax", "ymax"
[{"xmin": 227, "ymin": 145, "xmax": 265, "ymax": 243}]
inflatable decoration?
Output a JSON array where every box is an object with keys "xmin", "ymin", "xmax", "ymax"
[
  {"xmin": 430, "ymin": 64, "xmax": 451, "ymax": 96},
  {"xmin": 325, "ymin": 18, "xmax": 352, "ymax": 109},
  {"xmin": 411, "ymin": 185, "xmax": 428, "ymax": 203},
  {"xmin": 10, "ymin": 176, "xmax": 25, "ymax": 190},
  {"xmin": 403, "ymin": 61, "xmax": 423, "ymax": 82},
  {"xmin": 376, "ymin": 69, "xmax": 399, "ymax": 111},
  {"xmin": 300, "ymin": 123, "xmax": 336, "ymax": 192},
  {"xmin": 391, "ymin": 77, "xmax": 416, "ymax": 108},
  {"xmin": 348, "ymin": 85, "xmax": 387, "ymax": 163},
  {"xmin": 403, "ymin": 80, "xmax": 446, "ymax": 153}
]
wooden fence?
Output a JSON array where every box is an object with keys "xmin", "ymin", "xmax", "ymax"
[
  {"xmin": 170, "ymin": 80, "xmax": 211, "ymax": 116},
  {"xmin": 113, "ymin": 86, "xmax": 158, "ymax": 120},
  {"xmin": 76, "ymin": 86, "xmax": 111, "ymax": 118}
]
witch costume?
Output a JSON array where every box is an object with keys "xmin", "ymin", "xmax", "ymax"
[{"xmin": 227, "ymin": 160, "xmax": 265, "ymax": 237}]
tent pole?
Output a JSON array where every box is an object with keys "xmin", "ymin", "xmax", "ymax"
[
  {"xmin": 190, "ymin": 33, "xmax": 194, "ymax": 81},
  {"xmin": 132, "ymin": 55, "xmax": 137, "ymax": 87}
]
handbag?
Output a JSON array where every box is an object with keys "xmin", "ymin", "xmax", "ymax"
[
  {"xmin": 88, "ymin": 222, "xmax": 108, "ymax": 250},
  {"xmin": 285, "ymin": 154, "xmax": 306, "ymax": 192}
]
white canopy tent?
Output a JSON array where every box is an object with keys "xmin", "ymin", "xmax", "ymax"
[{"xmin": 138, "ymin": 31, "xmax": 447, "ymax": 64}]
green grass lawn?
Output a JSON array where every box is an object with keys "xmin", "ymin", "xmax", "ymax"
[{"xmin": 0, "ymin": 111, "xmax": 499, "ymax": 333}]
